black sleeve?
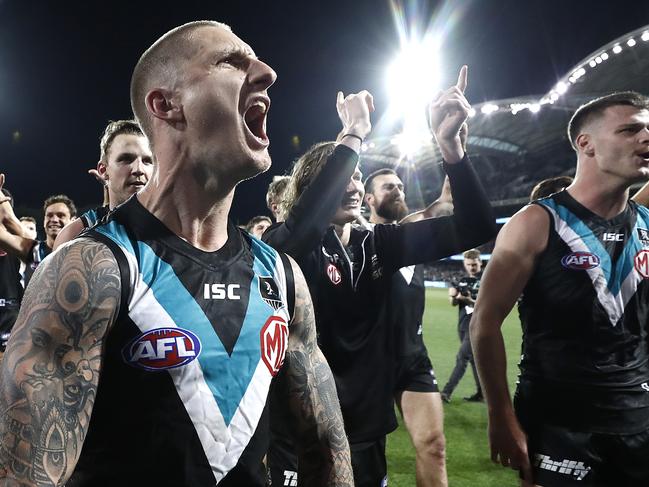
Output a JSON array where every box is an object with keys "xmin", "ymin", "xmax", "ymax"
[
  {"xmin": 262, "ymin": 144, "xmax": 359, "ymax": 258},
  {"xmin": 374, "ymin": 155, "xmax": 497, "ymax": 271}
]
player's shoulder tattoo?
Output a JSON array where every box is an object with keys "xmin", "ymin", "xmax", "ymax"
[{"xmin": 0, "ymin": 238, "xmax": 120, "ymax": 486}]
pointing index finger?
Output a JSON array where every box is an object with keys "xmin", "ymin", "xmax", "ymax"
[{"xmin": 456, "ymin": 65, "xmax": 468, "ymax": 93}]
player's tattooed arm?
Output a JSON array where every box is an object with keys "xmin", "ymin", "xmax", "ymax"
[
  {"xmin": 283, "ymin": 257, "xmax": 354, "ymax": 487},
  {"xmin": 0, "ymin": 239, "xmax": 120, "ymax": 486}
]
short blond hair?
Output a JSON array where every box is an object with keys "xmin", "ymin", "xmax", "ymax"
[
  {"xmin": 463, "ymin": 249, "xmax": 480, "ymax": 260},
  {"xmin": 130, "ymin": 20, "xmax": 232, "ymax": 142}
]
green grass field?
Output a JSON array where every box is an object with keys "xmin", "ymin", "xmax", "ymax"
[{"xmin": 386, "ymin": 288, "xmax": 523, "ymax": 486}]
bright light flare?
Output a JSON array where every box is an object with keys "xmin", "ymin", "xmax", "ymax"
[
  {"xmin": 391, "ymin": 131, "xmax": 430, "ymax": 158},
  {"xmin": 385, "ymin": 34, "xmax": 442, "ymax": 153}
]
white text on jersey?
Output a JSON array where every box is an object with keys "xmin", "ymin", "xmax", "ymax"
[
  {"xmin": 203, "ymin": 283, "xmax": 241, "ymax": 300},
  {"xmin": 602, "ymin": 232, "xmax": 624, "ymax": 241}
]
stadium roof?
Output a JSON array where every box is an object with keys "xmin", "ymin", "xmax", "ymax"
[{"xmin": 361, "ymin": 24, "xmax": 649, "ymax": 208}]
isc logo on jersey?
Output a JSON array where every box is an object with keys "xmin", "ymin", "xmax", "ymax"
[
  {"xmin": 561, "ymin": 252, "xmax": 600, "ymax": 270},
  {"xmin": 203, "ymin": 283, "xmax": 241, "ymax": 300},
  {"xmin": 123, "ymin": 327, "xmax": 202, "ymax": 371}
]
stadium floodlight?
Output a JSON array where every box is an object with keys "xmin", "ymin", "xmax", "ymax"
[
  {"xmin": 613, "ymin": 45, "xmax": 623, "ymax": 54},
  {"xmin": 627, "ymin": 38, "xmax": 636, "ymax": 47},
  {"xmin": 391, "ymin": 131, "xmax": 428, "ymax": 159},
  {"xmin": 386, "ymin": 35, "xmax": 441, "ymax": 114},
  {"xmin": 642, "ymin": 31, "xmax": 649, "ymax": 42},
  {"xmin": 480, "ymin": 103, "xmax": 499, "ymax": 115},
  {"xmin": 529, "ymin": 103, "xmax": 541, "ymax": 114},
  {"xmin": 556, "ymin": 81, "xmax": 568, "ymax": 94},
  {"xmin": 385, "ymin": 34, "xmax": 442, "ymax": 155}
]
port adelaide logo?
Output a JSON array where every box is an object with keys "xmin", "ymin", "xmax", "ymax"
[
  {"xmin": 123, "ymin": 327, "xmax": 202, "ymax": 371},
  {"xmin": 259, "ymin": 276, "xmax": 283, "ymax": 310},
  {"xmin": 561, "ymin": 251, "xmax": 600, "ymax": 270}
]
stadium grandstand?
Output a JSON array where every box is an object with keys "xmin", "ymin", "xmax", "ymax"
[{"xmin": 361, "ymin": 24, "xmax": 649, "ymax": 285}]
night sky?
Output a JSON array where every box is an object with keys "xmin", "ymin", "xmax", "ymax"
[{"xmin": 1, "ymin": 0, "xmax": 648, "ymax": 225}]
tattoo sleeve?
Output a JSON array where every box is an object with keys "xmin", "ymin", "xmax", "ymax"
[
  {"xmin": 283, "ymin": 258, "xmax": 354, "ymax": 486},
  {"xmin": 0, "ymin": 239, "xmax": 120, "ymax": 486}
]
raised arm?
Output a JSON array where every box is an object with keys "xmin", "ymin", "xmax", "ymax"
[
  {"xmin": 0, "ymin": 238, "xmax": 121, "ymax": 486},
  {"xmin": 469, "ymin": 204, "xmax": 548, "ymax": 484},
  {"xmin": 400, "ymin": 176, "xmax": 454, "ymax": 224},
  {"xmin": 374, "ymin": 67, "xmax": 495, "ymax": 269},
  {"xmin": 0, "ymin": 174, "xmax": 34, "ymax": 261},
  {"xmin": 263, "ymin": 91, "xmax": 372, "ymax": 257},
  {"xmin": 282, "ymin": 257, "xmax": 352, "ymax": 486}
]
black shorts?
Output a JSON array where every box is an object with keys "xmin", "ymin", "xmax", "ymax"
[
  {"xmin": 267, "ymin": 434, "xmax": 298, "ymax": 486},
  {"xmin": 395, "ymin": 353, "xmax": 438, "ymax": 393},
  {"xmin": 268, "ymin": 436, "xmax": 387, "ymax": 487},
  {"xmin": 350, "ymin": 437, "xmax": 388, "ymax": 487},
  {"xmin": 524, "ymin": 423, "xmax": 649, "ymax": 486}
]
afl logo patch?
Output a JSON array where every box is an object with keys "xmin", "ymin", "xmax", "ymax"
[
  {"xmin": 122, "ymin": 327, "xmax": 202, "ymax": 371},
  {"xmin": 635, "ymin": 250, "xmax": 649, "ymax": 278},
  {"xmin": 561, "ymin": 252, "xmax": 600, "ymax": 270},
  {"xmin": 327, "ymin": 263, "xmax": 342, "ymax": 285},
  {"xmin": 260, "ymin": 316, "xmax": 289, "ymax": 376}
]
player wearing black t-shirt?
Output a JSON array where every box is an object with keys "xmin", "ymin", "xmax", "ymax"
[
  {"xmin": 364, "ymin": 167, "xmax": 453, "ymax": 487},
  {"xmin": 472, "ymin": 92, "xmax": 649, "ymax": 486},
  {"xmin": 265, "ymin": 66, "xmax": 497, "ymax": 486}
]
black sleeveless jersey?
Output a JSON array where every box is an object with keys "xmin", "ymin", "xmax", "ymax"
[
  {"xmin": 0, "ymin": 250, "xmax": 22, "ymax": 333},
  {"xmin": 68, "ymin": 197, "xmax": 294, "ymax": 486},
  {"xmin": 517, "ymin": 191, "xmax": 649, "ymax": 434},
  {"xmin": 390, "ymin": 265, "xmax": 428, "ymax": 360}
]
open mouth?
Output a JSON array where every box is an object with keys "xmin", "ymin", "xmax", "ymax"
[
  {"xmin": 244, "ymin": 98, "xmax": 269, "ymax": 145},
  {"xmin": 342, "ymin": 197, "xmax": 361, "ymax": 207},
  {"xmin": 638, "ymin": 151, "xmax": 649, "ymax": 162}
]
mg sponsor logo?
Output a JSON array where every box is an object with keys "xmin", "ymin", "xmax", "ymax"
[
  {"xmin": 260, "ymin": 316, "xmax": 289, "ymax": 376},
  {"xmin": 635, "ymin": 250, "xmax": 649, "ymax": 278},
  {"xmin": 327, "ymin": 263, "xmax": 342, "ymax": 285},
  {"xmin": 122, "ymin": 327, "xmax": 201, "ymax": 371},
  {"xmin": 561, "ymin": 252, "xmax": 600, "ymax": 270}
]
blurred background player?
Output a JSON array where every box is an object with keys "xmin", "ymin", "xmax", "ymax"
[
  {"xmin": 18, "ymin": 217, "xmax": 37, "ymax": 239},
  {"xmin": 0, "ymin": 183, "xmax": 77, "ymax": 284},
  {"xmin": 529, "ymin": 175, "xmax": 574, "ymax": 201},
  {"xmin": 245, "ymin": 215, "xmax": 272, "ymax": 238},
  {"xmin": 54, "ymin": 119, "xmax": 154, "ymax": 248},
  {"xmin": 266, "ymin": 175, "xmax": 290, "ymax": 222},
  {"xmin": 441, "ymin": 249, "xmax": 483, "ymax": 403},
  {"xmin": 0, "ymin": 187, "xmax": 23, "ymax": 354}
]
